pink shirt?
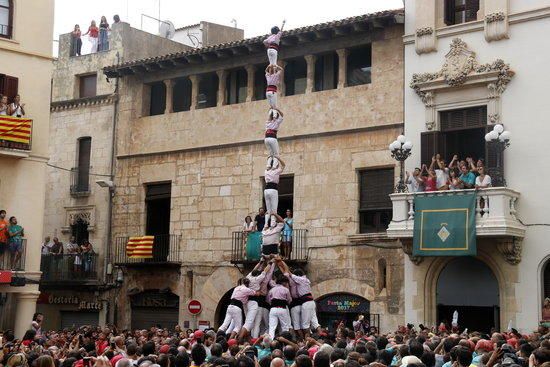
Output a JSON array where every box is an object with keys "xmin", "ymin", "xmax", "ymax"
[
  {"xmin": 265, "ymin": 116, "xmax": 283, "ymax": 131},
  {"xmin": 290, "ymin": 274, "xmax": 312, "ymax": 297},
  {"xmin": 264, "ymin": 166, "xmax": 282, "ymax": 184},
  {"xmin": 284, "ymin": 272, "xmax": 299, "ymax": 299},
  {"xmin": 267, "ymin": 284, "xmax": 292, "ymax": 304},
  {"xmin": 231, "ymin": 284, "xmax": 256, "ymax": 305},
  {"xmin": 262, "ymin": 222, "xmax": 284, "ymax": 245},
  {"xmin": 260, "ymin": 263, "xmax": 275, "ymax": 295},
  {"xmin": 265, "ymin": 72, "xmax": 281, "ymax": 86},
  {"xmin": 263, "ymin": 32, "xmax": 282, "ymax": 46},
  {"xmin": 246, "ymin": 271, "xmax": 266, "ymax": 292}
]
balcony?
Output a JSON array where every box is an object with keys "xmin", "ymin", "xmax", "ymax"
[
  {"xmin": 387, "ymin": 188, "xmax": 526, "ymax": 264},
  {"xmin": 0, "ymin": 239, "xmax": 26, "ymax": 271},
  {"xmin": 0, "ymin": 116, "xmax": 33, "ymax": 156},
  {"xmin": 231, "ymin": 229, "xmax": 308, "ymax": 265},
  {"xmin": 113, "ymin": 234, "xmax": 182, "ymax": 266},
  {"xmin": 70, "ymin": 168, "xmax": 91, "ymax": 196},
  {"xmin": 40, "ymin": 254, "xmax": 99, "ymax": 284}
]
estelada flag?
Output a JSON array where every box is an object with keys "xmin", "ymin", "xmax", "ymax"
[
  {"xmin": 126, "ymin": 236, "xmax": 155, "ymax": 258},
  {"xmin": 0, "ymin": 116, "xmax": 32, "ymax": 147}
]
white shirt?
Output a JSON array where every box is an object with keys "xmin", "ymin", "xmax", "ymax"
[
  {"xmin": 435, "ymin": 168, "xmax": 449, "ymax": 189},
  {"xmin": 265, "ymin": 117, "xmax": 283, "ymax": 131},
  {"xmin": 262, "ymin": 222, "xmax": 284, "ymax": 245},
  {"xmin": 475, "ymin": 175, "xmax": 492, "ymax": 187},
  {"xmin": 41, "ymin": 241, "xmax": 53, "ymax": 255},
  {"xmin": 265, "ymin": 166, "xmax": 282, "ymax": 184},
  {"xmin": 243, "ymin": 222, "xmax": 255, "ymax": 231},
  {"xmin": 407, "ymin": 176, "xmax": 423, "ymax": 193},
  {"xmin": 9, "ymin": 103, "xmax": 23, "ymax": 117}
]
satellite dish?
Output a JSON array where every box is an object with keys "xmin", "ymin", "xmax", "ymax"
[{"xmin": 159, "ymin": 20, "xmax": 176, "ymax": 39}]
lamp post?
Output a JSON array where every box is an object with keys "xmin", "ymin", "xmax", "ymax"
[
  {"xmin": 484, "ymin": 124, "xmax": 511, "ymax": 187},
  {"xmin": 389, "ymin": 135, "xmax": 413, "ymax": 193}
]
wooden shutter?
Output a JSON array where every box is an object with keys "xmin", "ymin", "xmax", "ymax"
[
  {"xmin": 444, "ymin": 0, "xmax": 456, "ymax": 25},
  {"xmin": 359, "ymin": 169, "xmax": 394, "ymax": 210},
  {"xmin": 420, "ymin": 131, "xmax": 446, "ymax": 168},
  {"xmin": 77, "ymin": 137, "xmax": 91, "ymax": 191},
  {"xmin": 440, "ymin": 106, "xmax": 486, "ymax": 131},
  {"xmin": 4, "ymin": 75, "xmax": 18, "ymax": 102}
]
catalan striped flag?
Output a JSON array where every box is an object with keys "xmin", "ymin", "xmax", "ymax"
[
  {"xmin": 0, "ymin": 116, "xmax": 32, "ymax": 149},
  {"xmin": 126, "ymin": 236, "xmax": 155, "ymax": 258}
]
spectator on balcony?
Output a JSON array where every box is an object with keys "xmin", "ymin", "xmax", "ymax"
[
  {"xmin": 41, "ymin": 236, "xmax": 52, "ymax": 255},
  {"xmin": 81, "ymin": 239, "xmax": 94, "ymax": 273},
  {"xmin": 98, "ymin": 16, "xmax": 110, "ymax": 52},
  {"xmin": 0, "ymin": 210, "xmax": 8, "ymax": 267},
  {"xmin": 430, "ymin": 155, "xmax": 450, "ymax": 191},
  {"xmin": 281, "ymin": 210, "xmax": 293, "ymax": 260},
  {"xmin": 421, "ymin": 164, "xmax": 437, "ymax": 192},
  {"xmin": 65, "ymin": 235, "xmax": 81, "ymax": 274},
  {"xmin": 475, "ymin": 166, "xmax": 492, "ymax": 189},
  {"xmin": 0, "ymin": 95, "xmax": 8, "ymax": 115},
  {"xmin": 113, "ymin": 14, "xmax": 121, "ymax": 24},
  {"xmin": 449, "ymin": 168, "xmax": 460, "ymax": 190},
  {"xmin": 83, "ymin": 20, "xmax": 99, "ymax": 53},
  {"xmin": 8, "ymin": 95, "xmax": 25, "ymax": 117},
  {"xmin": 255, "ymin": 208, "xmax": 266, "ymax": 232},
  {"xmin": 50, "ymin": 237, "xmax": 64, "ymax": 275},
  {"xmin": 406, "ymin": 168, "xmax": 424, "ymax": 193},
  {"xmin": 7, "ymin": 216, "xmax": 24, "ymax": 270},
  {"xmin": 70, "ymin": 24, "xmax": 82, "ymax": 56},
  {"xmin": 458, "ymin": 162, "xmax": 476, "ymax": 189}
]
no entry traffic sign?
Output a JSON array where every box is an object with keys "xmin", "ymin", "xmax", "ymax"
[{"xmin": 187, "ymin": 299, "xmax": 202, "ymax": 315}]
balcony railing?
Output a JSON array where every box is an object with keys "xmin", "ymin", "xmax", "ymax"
[
  {"xmin": 113, "ymin": 234, "xmax": 182, "ymax": 265},
  {"xmin": 0, "ymin": 239, "xmax": 26, "ymax": 271},
  {"xmin": 40, "ymin": 254, "xmax": 99, "ymax": 283},
  {"xmin": 0, "ymin": 116, "xmax": 32, "ymax": 151},
  {"xmin": 70, "ymin": 167, "xmax": 91, "ymax": 196},
  {"xmin": 231, "ymin": 229, "xmax": 308, "ymax": 264},
  {"xmin": 387, "ymin": 187, "xmax": 526, "ymax": 239}
]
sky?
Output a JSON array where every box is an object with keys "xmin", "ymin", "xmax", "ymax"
[{"xmin": 53, "ymin": 0, "xmax": 403, "ymax": 54}]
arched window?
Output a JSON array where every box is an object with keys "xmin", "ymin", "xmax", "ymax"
[
  {"xmin": 543, "ymin": 259, "xmax": 550, "ymax": 321},
  {"xmin": 0, "ymin": 0, "xmax": 13, "ymax": 39}
]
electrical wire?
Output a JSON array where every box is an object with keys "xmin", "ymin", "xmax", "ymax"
[{"xmin": 46, "ymin": 163, "xmax": 112, "ymax": 178}]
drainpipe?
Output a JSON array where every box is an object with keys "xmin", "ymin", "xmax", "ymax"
[{"xmin": 104, "ymin": 52, "xmax": 120, "ymax": 323}]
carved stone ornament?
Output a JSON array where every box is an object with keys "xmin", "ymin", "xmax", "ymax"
[
  {"xmin": 416, "ymin": 27, "xmax": 434, "ymax": 37},
  {"xmin": 485, "ymin": 12, "xmax": 506, "ymax": 23},
  {"xmin": 62, "ymin": 206, "xmax": 96, "ymax": 233},
  {"xmin": 400, "ymin": 239, "xmax": 423, "ymax": 265},
  {"xmin": 410, "ymin": 38, "xmax": 515, "ymax": 104},
  {"xmin": 496, "ymin": 237, "xmax": 522, "ymax": 265}
]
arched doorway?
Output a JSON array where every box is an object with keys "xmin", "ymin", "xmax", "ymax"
[
  {"xmin": 436, "ymin": 257, "xmax": 499, "ymax": 332},
  {"xmin": 542, "ymin": 258, "xmax": 550, "ymax": 322},
  {"xmin": 215, "ymin": 288, "xmax": 234, "ymax": 328},
  {"xmin": 316, "ymin": 293, "xmax": 371, "ymax": 332}
]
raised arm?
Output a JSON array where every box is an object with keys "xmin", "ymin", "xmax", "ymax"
[
  {"xmin": 280, "ymin": 20, "xmax": 286, "ymax": 32},
  {"xmin": 274, "ymin": 107, "xmax": 284, "ymax": 117},
  {"xmin": 449, "ymin": 155, "xmax": 458, "ymax": 169},
  {"xmin": 429, "ymin": 156, "xmax": 436, "ymax": 171},
  {"xmin": 273, "ymin": 213, "xmax": 284, "ymax": 223}
]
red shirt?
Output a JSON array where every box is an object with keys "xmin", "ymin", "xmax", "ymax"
[
  {"xmin": 424, "ymin": 177, "xmax": 436, "ymax": 192},
  {"xmin": 88, "ymin": 26, "xmax": 99, "ymax": 38},
  {"xmin": 96, "ymin": 340, "xmax": 108, "ymax": 354},
  {"xmin": 0, "ymin": 219, "xmax": 8, "ymax": 243}
]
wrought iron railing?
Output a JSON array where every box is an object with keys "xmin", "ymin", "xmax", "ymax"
[
  {"xmin": 113, "ymin": 234, "xmax": 182, "ymax": 265},
  {"xmin": 231, "ymin": 229, "xmax": 308, "ymax": 263},
  {"xmin": 40, "ymin": 253, "xmax": 98, "ymax": 282},
  {"xmin": 0, "ymin": 24, "xmax": 12, "ymax": 38},
  {"xmin": 70, "ymin": 167, "xmax": 90, "ymax": 195},
  {"xmin": 0, "ymin": 239, "xmax": 26, "ymax": 271}
]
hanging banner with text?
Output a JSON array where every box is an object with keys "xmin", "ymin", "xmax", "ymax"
[{"xmin": 413, "ymin": 192, "xmax": 477, "ymax": 257}]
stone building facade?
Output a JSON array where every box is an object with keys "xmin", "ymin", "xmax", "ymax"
[
  {"xmin": 41, "ymin": 22, "xmax": 189, "ymax": 330},
  {"xmin": 104, "ymin": 10, "xmax": 406, "ymax": 332}
]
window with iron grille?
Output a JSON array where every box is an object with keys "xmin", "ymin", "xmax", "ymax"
[
  {"xmin": 0, "ymin": 0, "xmax": 13, "ymax": 39},
  {"xmin": 444, "ymin": 0, "xmax": 480, "ymax": 26},
  {"xmin": 358, "ymin": 168, "xmax": 394, "ymax": 233}
]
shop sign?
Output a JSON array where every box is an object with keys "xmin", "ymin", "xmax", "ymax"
[
  {"xmin": 130, "ymin": 291, "xmax": 179, "ymax": 308},
  {"xmin": 38, "ymin": 293, "xmax": 103, "ymax": 310},
  {"xmin": 316, "ymin": 293, "xmax": 370, "ymax": 313},
  {"xmin": 198, "ymin": 320, "xmax": 210, "ymax": 331}
]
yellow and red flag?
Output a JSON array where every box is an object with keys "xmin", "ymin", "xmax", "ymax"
[
  {"xmin": 126, "ymin": 236, "xmax": 155, "ymax": 258},
  {"xmin": 0, "ymin": 116, "xmax": 32, "ymax": 150}
]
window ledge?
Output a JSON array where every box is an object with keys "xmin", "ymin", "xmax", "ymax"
[
  {"xmin": 348, "ymin": 233, "xmax": 400, "ymax": 246},
  {"xmin": 0, "ymin": 148, "xmax": 30, "ymax": 158},
  {"xmin": 0, "ymin": 37, "xmax": 19, "ymax": 45}
]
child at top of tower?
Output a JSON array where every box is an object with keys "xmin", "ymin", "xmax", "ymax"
[
  {"xmin": 265, "ymin": 65, "xmax": 283, "ymax": 108},
  {"xmin": 264, "ymin": 20, "xmax": 286, "ymax": 66}
]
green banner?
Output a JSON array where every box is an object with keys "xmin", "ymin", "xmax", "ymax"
[{"xmin": 413, "ymin": 192, "xmax": 477, "ymax": 257}]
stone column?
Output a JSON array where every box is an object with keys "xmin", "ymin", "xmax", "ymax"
[
  {"xmin": 216, "ymin": 70, "xmax": 227, "ymax": 107},
  {"xmin": 304, "ymin": 55, "xmax": 317, "ymax": 93},
  {"xmin": 164, "ymin": 79, "xmax": 174, "ymax": 114},
  {"xmin": 14, "ymin": 292, "xmax": 40, "ymax": 338},
  {"xmin": 279, "ymin": 61, "xmax": 287, "ymax": 97},
  {"xmin": 245, "ymin": 65, "xmax": 256, "ymax": 102},
  {"xmin": 336, "ymin": 49, "xmax": 349, "ymax": 89},
  {"xmin": 189, "ymin": 75, "xmax": 200, "ymax": 111}
]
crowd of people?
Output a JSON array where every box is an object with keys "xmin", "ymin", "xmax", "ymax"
[
  {"xmin": 1, "ymin": 316, "xmax": 550, "ymax": 367},
  {"xmin": 0, "ymin": 94, "xmax": 26, "ymax": 118},
  {"xmin": 70, "ymin": 15, "xmax": 121, "ymax": 56},
  {"xmin": 40, "ymin": 236, "xmax": 96, "ymax": 277},
  {"xmin": 406, "ymin": 155, "xmax": 492, "ymax": 193},
  {"xmin": 0, "ymin": 209, "xmax": 25, "ymax": 270}
]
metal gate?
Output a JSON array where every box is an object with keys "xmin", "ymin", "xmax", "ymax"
[
  {"xmin": 131, "ymin": 307, "xmax": 179, "ymax": 330},
  {"xmin": 61, "ymin": 311, "xmax": 99, "ymax": 329}
]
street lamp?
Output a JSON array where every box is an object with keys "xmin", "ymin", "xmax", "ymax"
[
  {"xmin": 389, "ymin": 135, "xmax": 413, "ymax": 193},
  {"xmin": 484, "ymin": 124, "xmax": 511, "ymax": 187}
]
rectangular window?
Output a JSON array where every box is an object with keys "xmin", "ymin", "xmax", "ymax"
[
  {"xmin": 226, "ymin": 68, "xmax": 247, "ymax": 105},
  {"xmin": 79, "ymin": 74, "xmax": 97, "ymax": 99},
  {"xmin": 172, "ymin": 77, "xmax": 192, "ymax": 112},
  {"xmin": 347, "ymin": 45, "xmax": 372, "ymax": 87},
  {"xmin": 314, "ymin": 52, "xmax": 338, "ymax": 92},
  {"xmin": 253, "ymin": 64, "xmax": 268, "ymax": 101},
  {"xmin": 73, "ymin": 137, "xmax": 91, "ymax": 194},
  {"xmin": 284, "ymin": 58, "xmax": 307, "ymax": 96},
  {"xmin": 444, "ymin": 0, "xmax": 480, "ymax": 26},
  {"xmin": 358, "ymin": 168, "xmax": 394, "ymax": 233},
  {"xmin": 149, "ymin": 81, "xmax": 166, "ymax": 116},
  {"xmin": 197, "ymin": 73, "xmax": 218, "ymax": 109},
  {"xmin": 146, "ymin": 183, "xmax": 171, "ymax": 236},
  {"xmin": 0, "ymin": 0, "xmax": 13, "ymax": 39},
  {"xmin": 0, "ymin": 74, "xmax": 18, "ymax": 103}
]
